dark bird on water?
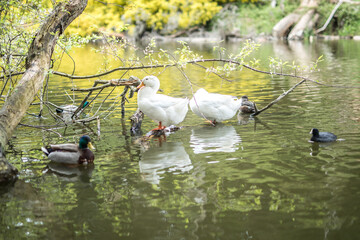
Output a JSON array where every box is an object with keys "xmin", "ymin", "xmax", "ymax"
[
  {"xmin": 239, "ymin": 95, "xmax": 256, "ymax": 114},
  {"xmin": 310, "ymin": 128, "xmax": 337, "ymax": 142}
]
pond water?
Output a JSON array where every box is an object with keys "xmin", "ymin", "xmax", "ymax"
[{"xmin": 1, "ymin": 39, "xmax": 360, "ymax": 240}]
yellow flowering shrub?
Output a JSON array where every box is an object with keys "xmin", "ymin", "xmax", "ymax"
[
  {"xmin": 67, "ymin": 0, "xmax": 225, "ymax": 36},
  {"xmin": 123, "ymin": 0, "xmax": 221, "ymax": 31},
  {"xmin": 67, "ymin": 0, "xmax": 127, "ymax": 35}
]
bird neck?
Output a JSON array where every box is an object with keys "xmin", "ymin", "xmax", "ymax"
[
  {"xmin": 313, "ymin": 131, "xmax": 319, "ymax": 137},
  {"xmin": 138, "ymin": 86, "xmax": 158, "ymax": 98},
  {"xmin": 234, "ymin": 98, "xmax": 243, "ymax": 110},
  {"xmin": 82, "ymin": 101, "xmax": 89, "ymax": 108}
]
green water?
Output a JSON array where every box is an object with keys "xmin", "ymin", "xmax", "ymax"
[{"xmin": 1, "ymin": 40, "xmax": 360, "ymax": 240}]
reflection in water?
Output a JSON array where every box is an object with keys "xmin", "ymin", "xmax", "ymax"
[
  {"xmin": 3, "ymin": 40, "xmax": 360, "ymax": 240},
  {"xmin": 190, "ymin": 125, "xmax": 242, "ymax": 154},
  {"xmin": 309, "ymin": 141, "xmax": 337, "ymax": 157},
  {"xmin": 44, "ymin": 162, "xmax": 94, "ymax": 183},
  {"xmin": 237, "ymin": 113, "xmax": 252, "ymax": 125},
  {"xmin": 139, "ymin": 142, "xmax": 193, "ymax": 185},
  {"xmin": 272, "ymin": 40, "xmax": 312, "ymax": 64}
]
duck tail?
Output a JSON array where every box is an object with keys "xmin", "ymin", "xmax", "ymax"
[
  {"xmin": 235, "ymin": 97, "xmax": 243, "ymax": 110},
  {"xmin": 41, "ymin": 147, "xmax": 51, "ymax": 156},
  {"xmin": 175, "ymin": 98, "xmax": 189, "ymax": 121}
]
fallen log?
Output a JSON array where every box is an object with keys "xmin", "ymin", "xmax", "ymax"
[
  {"xmin": 288, "ymin": 9, "xmax": 316, "ymax": 40},
  {"xmin": 272, "ymin": 0, "xmax": 319, "ymax": 39}
]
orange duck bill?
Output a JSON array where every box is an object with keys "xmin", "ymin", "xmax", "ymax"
[{"xmin": 137, "ymin": 81, "xmax": 145, "ymax": 90}]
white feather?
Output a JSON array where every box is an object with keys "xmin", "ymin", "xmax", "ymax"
[
  {"xmin": 189, "ymin": 88, "xmax": 242, "ymax": 122},
  {"xmin": 137, "ymin": 76, "xmax": 189, "ymax": 126}
]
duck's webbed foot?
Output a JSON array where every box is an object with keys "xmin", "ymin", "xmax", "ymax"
[
  {"xmin": 151, "ymin": 126, "xmax": 166, "ymax": 131},
  {"xmin": 151, "ymin": 122, "xmax": 166, "ymax": 131},
  {"xmin": 205, "ymin": 120, "xmax": 217, "ymax": 126},
  {"xmin": 147, "ymin": 129, "xmax": 166, "ymax": 138}
]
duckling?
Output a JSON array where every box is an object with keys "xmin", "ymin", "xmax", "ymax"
[
  {"xmin": 41, "ymin": 135, "xmax": 95, "ymax": 164},
  {"xmin": 310, "ymin": 128, "xmax": 337, "ymax": 142},
  {"xmin": 239, "ymin": 96, "xmax": 256, "ymax": 114}
]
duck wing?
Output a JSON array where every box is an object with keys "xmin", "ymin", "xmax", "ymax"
[
  {"xmin": 47, "ymin": 151, "xmax": 81, "ymax": 164},
  {"xmin": 139, "ymin": 94, "xmax": 188, "ymax": 125},
  {"xmin": 191, "ymin": 93, "xmax": 240, "ymax": 121},
  {"xmin": 49, "ymin": 143, "xmax": 79, "ymax": 152},
  {"xmin": 151, "ymin": 94, "xmax": 187, "ymax": 108}
]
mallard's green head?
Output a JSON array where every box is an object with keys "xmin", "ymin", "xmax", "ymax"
[
  {"xmin": 83, "ymin": 101, "xmax": 89, "ymax": 108},
  {"xmin": 79, "ymin": 135, "xmax": 95, "ymax": 150},
  {"xmin": 56, "ymin": 101, "xmax": 89, "ymax": 114},
  {"xmin": 56, "ymin": 108, "xmax": 64, "ymax": 113}
]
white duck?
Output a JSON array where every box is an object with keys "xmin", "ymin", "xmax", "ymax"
[
  {"xmin": 189, "ymin": 88, "xmax": 243, "ymax": 124},
  {"xmin": 137, "ymin": 76, "xmax": 189, "ymax": 130}
]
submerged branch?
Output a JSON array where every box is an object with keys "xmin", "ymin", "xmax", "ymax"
[{"xmin": 19, "ymin": 123, "xmax": 64, "ymax": 138}]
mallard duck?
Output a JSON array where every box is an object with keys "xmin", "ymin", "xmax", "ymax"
[
  {"xmin": 189, "ymin": 88, "xmax": 243, "ymax": 124},
  {"xmin": 56, "ymin": 101, "xmax": 89, "ymax": 123},
  {"xmin": 41, "ymin": 135, "xmax": 95, "ymax": 164},
  {"xmin": 310, "ymin": 128, "xmax": 337, "ymax": 142},
  {"xmin": 239, "ymin": 95, "xmax": 256, "ymax": 114},
  {"xmin": 56, "ymin": 101, "xmax": 89, "ymax": 114},
  {"xmin": 137, "ymin": 76, "xmax": 189, "ymax": 130}
]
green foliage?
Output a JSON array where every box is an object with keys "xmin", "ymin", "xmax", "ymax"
[
  {"xmin": 174, "ymin": 41, "xmax": 204, "ymax": 66},
  {"xmin": 1, "ymin": 0, "xmax": 49, "ymax": 100},
  {"xmin": 210, "ymin": 40, "xmax": 260, "ymax": 76},
  {"xmin": 268, "ymin": 54, "xmax": 323, "ymax": 76},
  {"xmin": 211, "ymin": 1, "xmax": 298, "ymax": 36},
  {"xmin": 336, "ymin": 3, "xmax": 360, "ymax": 36}
]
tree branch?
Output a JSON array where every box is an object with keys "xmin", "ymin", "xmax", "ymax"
[
  {"xmin": 316, "ymin": 0, "xmax": 344, "ymax": 34},
  {"xmin": 71, "ymin": 77, "xmax": 140, "ymax": 91},
  {"xmin": 251, "ymin": 79, "xmax": 306, "ymax": 116}
]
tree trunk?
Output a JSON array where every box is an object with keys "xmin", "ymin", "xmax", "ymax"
[
  {"xmin": 272, "ymin": 0, "xmax": 319, "ymax": 39},
  {"xmin": 288, "ymin": 9, "xmax": 316, "ymax": 40},
  {"xmin": 0, "ymin": 0, "xmax": 88, "ymax": 182},
  {"xmin": 272, "ymin": 13, "xmax": 302, "ymax": 38}
]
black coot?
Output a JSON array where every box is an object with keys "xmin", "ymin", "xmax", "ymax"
[{"xmin": 310, "ymin": 128, "xmax": 337, "ymax": 142}]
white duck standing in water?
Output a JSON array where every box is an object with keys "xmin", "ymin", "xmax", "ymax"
[
  {"xmin": 189, "ymin": 88, "xmax": 243, "ymax": 125},
  {"xmin": 137, "ymin": 76, "xmax": 189, "ymax": 130}
]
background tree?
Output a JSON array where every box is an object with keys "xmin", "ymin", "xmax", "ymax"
[{"xmin": 0, "ymin": 0, "xmax": 88, "ymax": 182}]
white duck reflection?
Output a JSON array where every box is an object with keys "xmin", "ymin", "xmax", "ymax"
[
  {"xmin": 139, "ymin": 142, "xmax": 193, "ymax": 185},
  {"xmin": 190, "ymin": 125, "xmax": 242, "ymax": 154}
]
